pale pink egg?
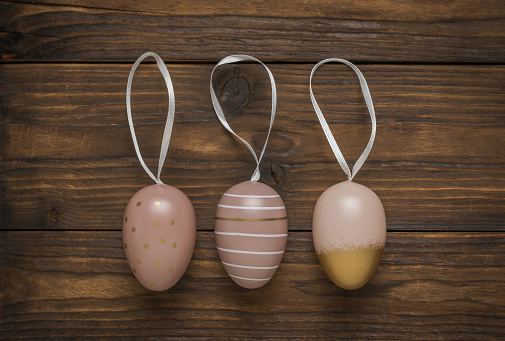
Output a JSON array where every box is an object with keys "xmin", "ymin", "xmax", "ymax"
[
  {"xmin": 313, "ymin": 181, "xmax": 386, "ymax": 290},
  {"xmin": 123, "ymin": 184, "xmax": 196, "ymax": 291},
  {"xmin": 215, "ymin": 181, "xmax": 288, "ymax": 289}
]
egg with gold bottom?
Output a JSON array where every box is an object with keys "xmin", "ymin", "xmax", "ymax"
[
  {"xmin": 123, "ymin": 184, "xmax": 196, "ymax": 291},
  {"xmin": 312, "ymin": 180, "xmax": 386, "ymax": 290}
]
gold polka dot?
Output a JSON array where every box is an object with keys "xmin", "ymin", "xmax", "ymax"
[
  {"xmin": 136, "ymin": 259, "xmax": 141, "ymax": 264},
  {"xmin": 169, "ymin": 267, "xmax": 174, "ymax": 273},
  {"xmin": 125, "ymin": 217, "xmax": 128, "ymax": 223},
  {"xmin": 151, "ymin": 282, "xmax": 156, "ymax": 286},
  {"xmin": 170, "ymin": 219, "xmax": 175, "ymax": 225},
  {"xmin": 124, "ymin": 243, "xmax": 127, "ymax": 249},
  {"xmin": 161, "ymin": 239, "xmax": 166, "ymax": 244},
  {"xmin": 132, "ymin": 226, "xmax": 136, "ymax": 232},
  {"xmin": 155, "ymin": 262, "xmax": 160, "ymax": 267},
  {"xmin": 154, "ymin": 201, "xmax": 160, "ymax": 206},
  {"xmin": 153, "ymin": 221, "xmax": 159, "ymax": 227},
  {"xmin": 132, "ymin": 268, "xmax": 136, "ymax": 274},
  {"xmin": 144, "ymin": 244, "xmax": 149, "ymax": 249},
  {"xmin": 172, "ymin": 242, "xmax": 177, "ymax": 248},
  {"xmin": 136, "ymin": 201, "xmax": 142, "ymax": 206}
]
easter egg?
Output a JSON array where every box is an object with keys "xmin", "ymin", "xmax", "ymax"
[
  {"xmin": 122, "ymin": 184, "xmax": 196, "ymax": 291},
  {"xmin": 215, "ymin": 181, "xmax": 288, "ymax": 289},
  {"xmin": 312, "ymin": 181, "xmax": 386, "ymax": 290}
]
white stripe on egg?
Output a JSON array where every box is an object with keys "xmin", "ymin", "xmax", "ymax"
[
  {"xmin": 217, "ymin": 204, "xmax": 285, "ymax": 210},
  {"xmin": 229, "ymin": 274, "xmax": 271, "ymax": 281},
  {"xmin": 224, "ymin": 193, "xmax": 280, "ymax": 198},
  {"xmin": 215, "ymin": 231, "xmax": 288, "ymax": 238},
  {"xmin": 221, "ymin": 261, "xmax": 279, "ymax": 270},
  {"xmin": 217, "ymin": 247, "xmax": 285, "ymax": 255}
]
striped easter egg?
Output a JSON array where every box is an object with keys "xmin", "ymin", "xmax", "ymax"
[{"xmin": 215, "ymin": 181, "xmax": 288, "ymax": 289}]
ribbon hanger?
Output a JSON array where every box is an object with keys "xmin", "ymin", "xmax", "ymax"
[
  {"xmin": 210, "ymin": 55, "xmax": 277, "ymax": 182},
  {"xmin": 309, "ymin": 58, "xmax": 377, "ymax": 181},
  {"xmin": 126, "ymin": 52, "xmax": 175, "ymax": 184}
]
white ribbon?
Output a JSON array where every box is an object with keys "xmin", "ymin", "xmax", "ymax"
[
  {"xmin": 126, "ymin": 52, "xmax": 175, "ymax": 184},
  {"xmin": 310, "ymin": 58, "xmax": 377, "ymax": 181},
  {"xmin": 210, "ymin": 55, "xmax": 277, "ymax": 182}
]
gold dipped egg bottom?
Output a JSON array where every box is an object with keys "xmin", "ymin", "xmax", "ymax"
[{"xmin": 317, "ymin": 244, "xmax": 384, "ymax": 290}]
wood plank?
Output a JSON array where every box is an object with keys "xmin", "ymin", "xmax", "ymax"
[
  {"xmin": 1, "ymin": 231, "xmax": 504, "ymax": 339},
  {"xmin": 1, "ymin": 63, "xmax": 504, "ymax": 231},
  {"xmin": 1, "ymin": 160, "xmax": 504, "ymax": 231},
  {"xmin": 1, "ymin": 1, "xmax": 504, "ymax": 62}
]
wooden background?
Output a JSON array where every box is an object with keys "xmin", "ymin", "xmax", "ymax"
[{"xmin": 1, "ymin": 1, "xmax": 504, "ymax": 339}]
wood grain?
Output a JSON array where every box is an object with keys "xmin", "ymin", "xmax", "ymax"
[
  {"xmin": 1, "ymin": 63, "xmax": 504, "ymax": 231},
  {"xmin": 1, "ymin": 160, "xmax": 504, "ymax": 232},
  {"xmin": 1, "ymin": 1, "xmax": 504, "ymax": 62},
  {"xmin": 1, "ymin": 231, "xmax": 504, "ymax": 340}
]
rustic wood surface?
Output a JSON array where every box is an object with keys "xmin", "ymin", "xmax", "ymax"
[
  {"xmin": 1, "ymin": 64, "xmax": 504, "ymax": 232},
  {"xmin": 1, "ymin": 231, "xmax": 504, "ymax": 340},
  {"xmin": 1, "ymin": 0, "xmax": 505, "ymax": 62},
  {"xmin": 1, "ymin": 0, "xmax": 505, "ymax": 339}
]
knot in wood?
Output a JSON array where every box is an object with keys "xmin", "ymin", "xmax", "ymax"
[
  {"xmin": 219, "ymin": 74, "xmax": 250, "ymax": 114},
  {"xmin": 49, "ymin": 207, "xmax": 60, "ymax": 223},
  {"xmin": 261, "ymin": 163, "xmax": 284, "ymax": 186}
]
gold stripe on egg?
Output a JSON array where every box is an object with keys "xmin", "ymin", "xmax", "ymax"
[
  {"xmin": 215, "ymin": 216, "xmax": 287, "ymax": 222},
  {"xmin": 317, "ymin": 240, "xmax": 385, "ymax": 290}
]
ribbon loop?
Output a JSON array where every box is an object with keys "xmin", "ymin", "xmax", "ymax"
[
  {"xmin": 126, "ymin": 52, "xmax": 175, "ymax": 184},
  {"xmin": 310, "ymin": 58, "xmax": 377, "ymax": 181},
  {"xmin": 210, "ymin": 55, "xmax": 277, "ymax": 182}
]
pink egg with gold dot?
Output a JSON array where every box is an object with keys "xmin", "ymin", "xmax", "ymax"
[{"xmin": 122, "ymin": 184, "xmax": 196, "ymax": 291}]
